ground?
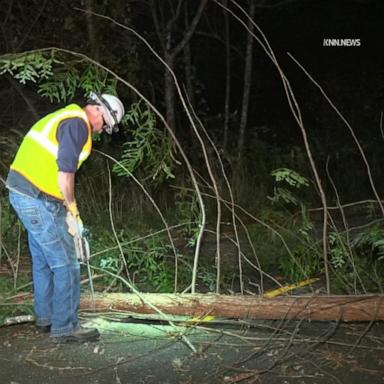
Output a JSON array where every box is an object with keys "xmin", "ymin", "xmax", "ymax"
[{"xmin": 0, "ymin": 314, "xmax": 383, "ymax": 384}]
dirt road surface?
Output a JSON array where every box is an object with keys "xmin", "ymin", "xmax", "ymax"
[{"xmin": 1, "ymin": 315, "xmax": 383, "ymax": 384}]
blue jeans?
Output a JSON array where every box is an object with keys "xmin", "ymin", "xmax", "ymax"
[{"xmin": 9, "ymin": 190, "xmax": 80, "ymax": 337}]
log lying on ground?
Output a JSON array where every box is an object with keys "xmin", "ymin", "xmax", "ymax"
[{"xmin": 80, "ymin": 293, "xmax": 384, "ymax": 322}]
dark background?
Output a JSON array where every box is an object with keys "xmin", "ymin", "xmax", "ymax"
[{"xmin": 0, "ymin": 0, "xmax": 383, "ymax": 204}]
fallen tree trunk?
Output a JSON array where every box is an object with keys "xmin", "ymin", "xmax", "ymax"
[{"xmin": 80, "ymin": 293, "xmax": 384, "ymax": 322}]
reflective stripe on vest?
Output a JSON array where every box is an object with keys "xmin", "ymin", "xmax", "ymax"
[{"xmin": 26, "ymin": 125, "xmax": 90, "ymax": 162}]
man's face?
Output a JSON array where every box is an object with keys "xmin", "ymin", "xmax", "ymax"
[{"xmin": 91, "ymin": 105, "xmax": 107, "ymax": 134}]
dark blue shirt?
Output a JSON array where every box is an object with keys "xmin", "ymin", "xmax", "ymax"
[
  {"xmin": 56, "ymin": 117, "xmax": 88, "ymax": 172},
  {"xmin": 6, "ymin": 117, "xmax": 88, "ymax": 198}
]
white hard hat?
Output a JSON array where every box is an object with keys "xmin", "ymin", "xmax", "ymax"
[{"xmin": 88, "ymin": 92, "xmax": 125, "ymax": 134}]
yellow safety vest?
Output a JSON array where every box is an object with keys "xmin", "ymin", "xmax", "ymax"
[{"xmin": 10, "ymin": 104, "xmax": 92, "ymax": 200}]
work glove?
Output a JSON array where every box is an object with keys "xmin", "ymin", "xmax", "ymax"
[
  {"xmin": 65, "ymin": 202, "xmax": 91, "ymax": 263},
  {"xmin": 65, "ymin": 201, "xmax": 84, "ymax": 237}
]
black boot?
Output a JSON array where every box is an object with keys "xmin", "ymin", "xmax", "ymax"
[{"xmin": 50, "ymin": 327, "xmax": 100, "ymax": 344}]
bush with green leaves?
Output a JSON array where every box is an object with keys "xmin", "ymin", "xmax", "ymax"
[
  {"xmin": 0, "ymin": 276, "xmax": 33, "ymax": 325},
  {"xmin": 174, "ymin": 189, "xmax": 201, "ymax": 247},
  {"xmin": 334, "ymin": 225, "xmax": 384, "ymax": 293},
  {"xmin": 265, "ymin": 168, "xmax": 321, "ymax": 281},
  {"xmin": 277, "ymin": 216, "xmax": 322, "ymax": 282},
  {"xmin": 268, "ymin": 167, "xmax": 309, "ymax": 206},
  {"xmin": 0, "ymin": 194, "xmax": 25, "ymax": 269},
  {"xmin": 0, "ymin": 195, "xmax": 33, "ymax": 323},
  {"xmin": 350, "ymin": 224, "xmax": 384, "ymax": 261},
  {"xmin": 90, "ymin": 229, "xmax": 175, "ymax": 292},
  {"xmin": 329, "ymin": 232, "xmax": 347, "ymax": 269},
  {"xmin": 127, "ymin": 236, "xmax": 174, "ymax": 292}
]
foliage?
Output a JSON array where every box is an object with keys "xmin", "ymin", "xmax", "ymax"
[
  {"xmin": 0, "ymin": 195, "xmax": 25, "ymax": 266},
  {"xmin": 0, "ymin": 51, "xmax": 118, "ymax": 103},
  {"xmin": 0, "ymin": 194, "xmax": 17, "ymax": 240},
  {"xmin": 113, "ymin": 101, "xmax": 178, "ymax": 183},
  {"xmin": 350, "ymin": 225, "xmax": 384, "ymax": 261},
  {"xmin": 268, "ymin": 168, "xmax": 309, "ymax": 206},
  {"xmin": 38, "ymin": 63, "xmax": 117, "ymax": 103},
  {"xmin": 0, "ymin": 276, "xmax": 33, "ymax": 325},
  {"xmin": 277, "ymin": 213, "xmax": 322, "ymax": 282},
  {"xmin": 174, "ymin": 189, "xmax": 201, "ymax": 247},
  {"xmin": 196, "ymin": 267, "xmax": 216, "ymax": 292},
  {"xmin": 0, "ymin": 52, "xmax": 54, "ymax": 84},
  {"xmin": 127, "ymin": 236, "xmax": 174, "ymax": 292},
  {"xmin": 267, "ymin": 194, "xmax": 384, "ymax": 293},
  {"xmin": 264, "ymin": 168, "xmax": 320, "ymax": 281},
  {"xmin": 0, "ymin": 194, "xmax": 32, "ymax": 324},
  {"xmin": 328, "ymin": 226, "xmax": 384, "ymax": 293},
  {"xmin": 90, "ymin": 229, "xmax": 175, "ymax": 292},
  {"xmin": 1, "ymin": 42, "xmax": 383, "ymax": 297},
  {"xmin": 329, "ymin": 232, "xmax": 347, "ymax": 269},
  {"xmin": 271, "ymin": 168, "xmax": 310, "ymax": 187}
]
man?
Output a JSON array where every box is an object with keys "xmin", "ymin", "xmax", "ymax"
[{"xmin": 6, "ymin": 92, "xmax": 125, "ymax": 343}]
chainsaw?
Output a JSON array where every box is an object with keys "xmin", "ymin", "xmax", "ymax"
[
  {"xmin": 73, "ymin": 228, "xmax": 90, "ymax": 263},
  {"xmin": 72, "ymin": 227, "xmax": 95, "ymax": 310}
]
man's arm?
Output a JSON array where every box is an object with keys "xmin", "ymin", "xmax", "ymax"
[
  {"xmin": 58, "ymin": 171, "xmax": 76, "ymax": 207},
  {"xmin": 58, "ymin": 171, "xmax": 80, "ymax": 218},
  {"xmin": 56, "ymin": 117, "xmax": 88, "ymax": 216}
]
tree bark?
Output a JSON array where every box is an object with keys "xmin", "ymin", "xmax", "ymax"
[
  {"xmin": 151, "ymin": 0, "xmax": 208, "ymax": 131},
  {"xmin": 183, "ymin": 2, "xmax": 196, "ymax": 110},
  {"xmin": 164, "ymin": 52, "xmax": 177, "ymax": 131},
  {"xmin": 223, "ymin": 0, "xmax": 231, "ymax": 151},
  {"xmin": 85, "ymin": 0, "xmax": 99, "ymax": 61},
  {"xmin": 80, "ymin": 293, "xmax": 384, "ymax": 322},
  {"xmin": 237, "ymin": 0, "xmax": 256, "ymax": 160}
]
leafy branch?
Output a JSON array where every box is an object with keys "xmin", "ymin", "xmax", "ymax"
[
  {"xmin": 113, "ymin": 101, "xmax": 179, "ymax": 182},
  {"xmin": 0, "ymin": 52, "xmax": 117, "ymax": 102}
]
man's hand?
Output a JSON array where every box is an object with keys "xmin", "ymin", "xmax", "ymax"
[
  {"xmin": 66, "ymin": 212, "xmax": 90, "ymax": 262},
  {"xmin": 58, "ymin": 171, "xmax": 84, "ymax": 236},
  {"xmin": 67, "ymin": 201, "xmax": 79, "ymax": 217}
]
